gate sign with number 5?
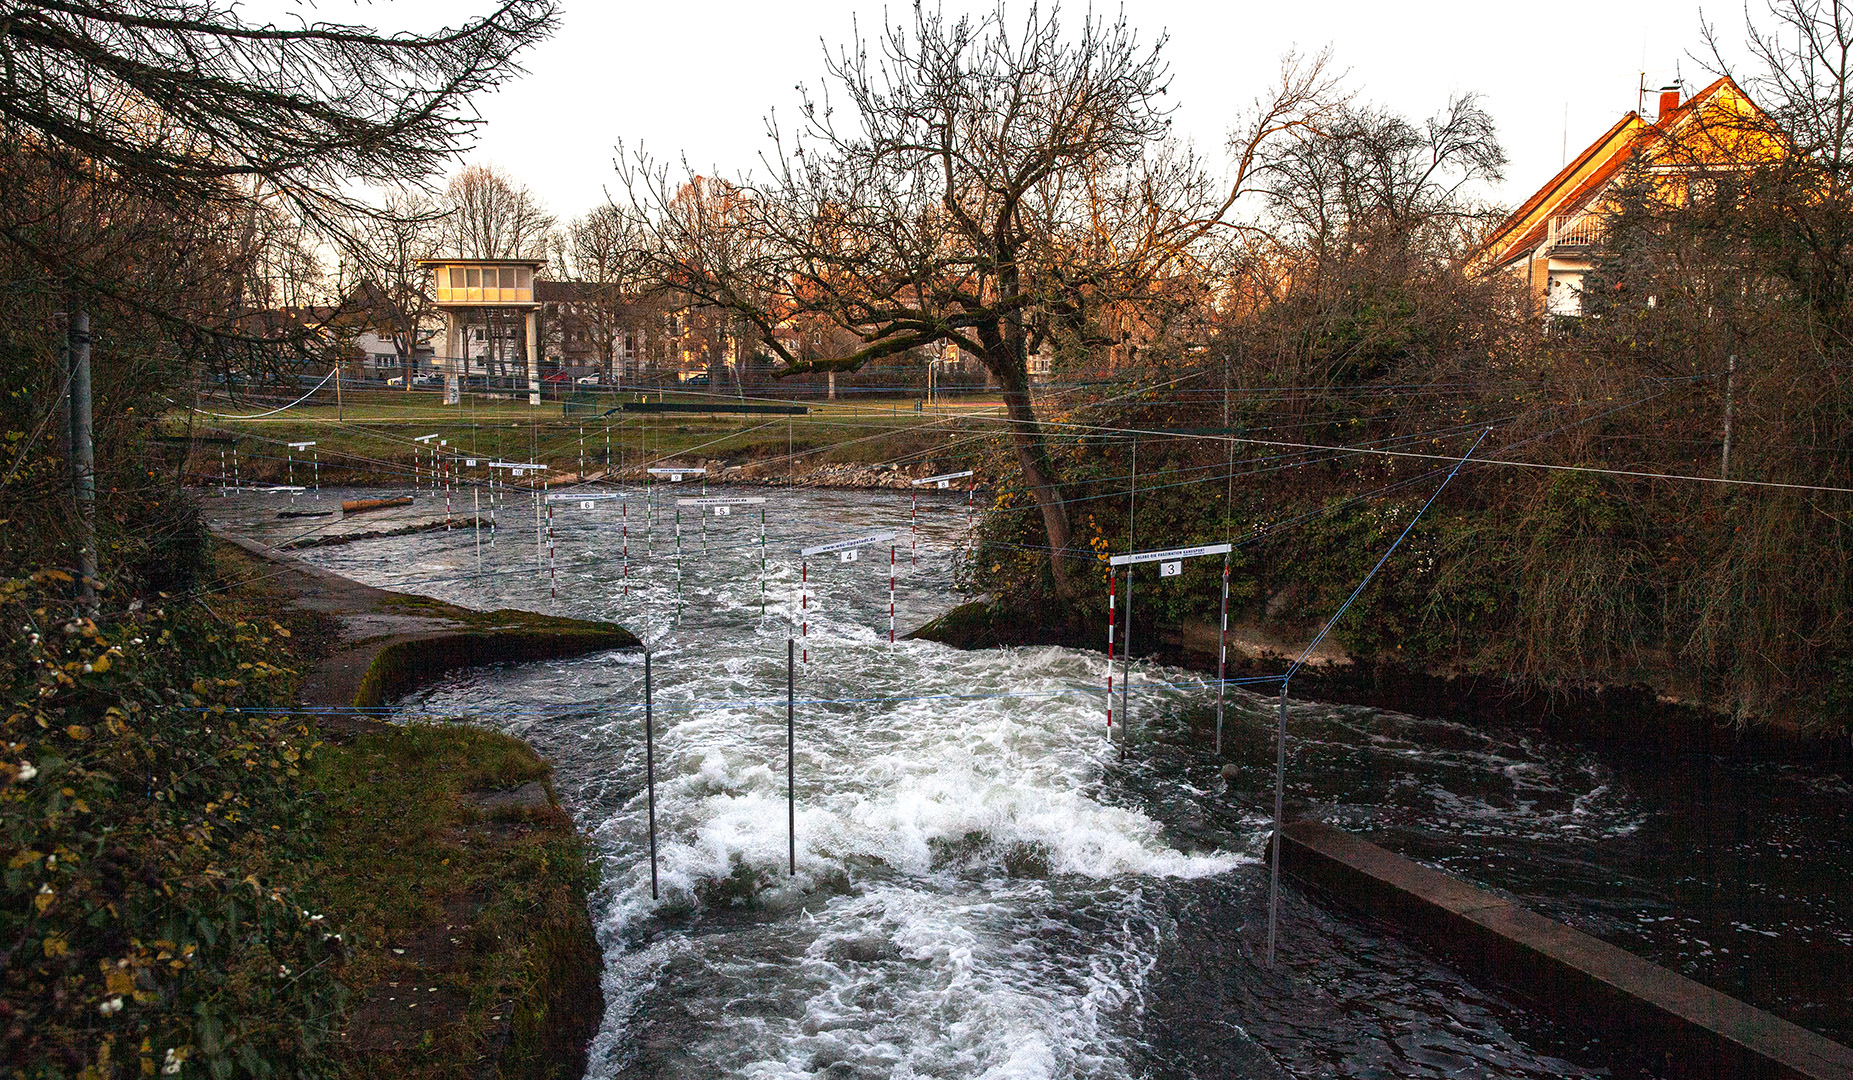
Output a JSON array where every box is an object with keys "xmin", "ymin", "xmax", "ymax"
[
  {"xmin": 1160, "ymin": 561, "xmax": 1182, "ymax": 577},
  {"xmin": 840, "ymin": 549, "xmax": 859, "ymax": 563},
  {"xmin": 714, "ymin": 505, "xmax": 731, "ymax": 516}
]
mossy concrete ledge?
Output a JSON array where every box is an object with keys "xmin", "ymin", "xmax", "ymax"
[
  {"xmin": 210, "ymin": 528, "xmax": 638, "ymax": 715},
  {"xmin": 349, "ymin": 614, "xmax": 637, "ymax": 710},
  {"xmin": 1279, "ymin": 820, "xmax": 1853, "ymax": 1080}
]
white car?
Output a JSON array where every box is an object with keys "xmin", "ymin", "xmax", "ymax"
[{"xmin": 575, "ymin": 374, "xmax": 601, "ymax": 385}]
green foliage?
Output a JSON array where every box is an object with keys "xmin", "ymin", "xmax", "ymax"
[
  {"xmin": 306, "ymin": 724, "xmax": 600, "ymax": 1080},
  {"xmin": 0, "ymin": 573, "xmax": 342, "ymax": 1078}
]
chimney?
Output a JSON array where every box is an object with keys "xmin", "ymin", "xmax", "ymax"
[{"xmin": 1658, "ymin": 85, "xmax": 1682, "ymax": 122}]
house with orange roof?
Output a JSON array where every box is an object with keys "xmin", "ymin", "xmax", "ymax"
[{"xmin": 1479, "ymin": 76, "xmax": 1784, "ymax": 317}]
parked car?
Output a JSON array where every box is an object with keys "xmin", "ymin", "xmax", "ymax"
[{"xmin": 575, "ymin": 374, "xmax": 601, "ymax": 386}]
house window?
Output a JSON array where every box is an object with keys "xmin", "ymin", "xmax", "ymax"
[
  {"xmin": 465, "ymin": 268, "xmax": 481, "ymax": 289},
  {"xmin": 499, "ymin": 267, "xmax": 516, "ymax": 289},
  {"xmin": 449, "ymin": 267, "xmax": 465, "ymax": 289}
]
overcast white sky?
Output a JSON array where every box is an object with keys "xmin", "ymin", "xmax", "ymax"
[{"xmin": 299, "ymin": 0, "xmax": 1754, "ymax": 220}]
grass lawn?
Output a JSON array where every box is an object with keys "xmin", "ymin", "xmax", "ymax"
[{"xmin": 174, "ymin": 388, "xmax": 1001, "ymax": 487}]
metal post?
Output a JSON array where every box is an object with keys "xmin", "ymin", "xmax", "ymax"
[
  {"xmin": 1217, "ymin": 552, "xmax": 1230, "ymax": 756},
  {"xmin": 787, "ymin": 637, "xmax": 796, "ymax": 876},
  {"xmin": 1106, "ymin": 568, "xmax": 1116, "ymax": 736},
  {"xmin": 645, "ymin": 649, "xmax": 658, "ymax": 900},
  {"xmin": 1267, "ymin": 681, "xmax": 1288, "ymax": 967},
  {"xmin": 1121, "ymin": 568, "xmax": 1133, "ymax": 758},
  {"xmin": 67, "ymin": 309, "xmax": 96, "ymax": 611},
  {"xmin": 1721, "ymin": 353, "xmax": 1736, "ymax": 482}
]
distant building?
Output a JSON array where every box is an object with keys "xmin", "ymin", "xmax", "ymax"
[{"xmin": 1479, "ymin": 77, "xmax": 1782, "ymax": 318}]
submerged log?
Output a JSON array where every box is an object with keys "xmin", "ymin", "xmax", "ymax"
[{"xmin": 341, "ymin": 496, "xmax": 414, "ymax": 515}]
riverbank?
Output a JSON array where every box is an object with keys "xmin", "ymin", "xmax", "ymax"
[
  {"xmin": 910, "ymin": 597, "xmax": 1853, "ymax": 763},
  {"xmin": 205, "ymin": 535, "xmax": 634, "ymax": 1076}
]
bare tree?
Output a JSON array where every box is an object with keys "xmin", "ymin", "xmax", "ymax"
[
  {"xmin": 445, "ymin": 164, "xmax": 555, "ymax": 258},
  {"xmin": 343, "ymin": 188, "xmax": 447, "ymax": 389},
  {"xmin": 629, "ymin": 6, "xmax": 1339, "ymax": 597},
  {"xmin": 555, "ymin": 205, "xmax": 650, "ymax": 382},
  {"xmin": 0, "ymin": 1, "xmax": 557, "ymax": 251}
]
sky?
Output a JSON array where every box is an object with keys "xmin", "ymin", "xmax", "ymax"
[{"xmin": 289, "ymin": 0, "xmax": 1756, "ymax": 221}]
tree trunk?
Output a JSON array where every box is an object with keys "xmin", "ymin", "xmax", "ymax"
[{"xmin": 995, "ymin": 364, "xmax": 1076, "ymax": 598}]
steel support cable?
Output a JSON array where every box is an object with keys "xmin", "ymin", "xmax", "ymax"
[{"xmin": 1265, "ymin": 429, "xmax": 1490, "ymax": 968}]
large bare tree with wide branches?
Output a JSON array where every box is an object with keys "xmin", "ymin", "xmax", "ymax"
[{"xmin": 628, "ymin": 4, "xmax": 1339, "ymax": 598}]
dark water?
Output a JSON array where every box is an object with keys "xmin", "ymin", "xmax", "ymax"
[{"xmin": 211, "ymin": 484, "xmax": 1850, "ymax": 1078}]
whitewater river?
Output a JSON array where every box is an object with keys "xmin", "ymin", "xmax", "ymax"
[{"xmin": 214, "ymin": 484, "xmax": 1851, "ymax": 1079}]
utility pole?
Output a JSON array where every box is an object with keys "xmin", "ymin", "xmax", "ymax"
[
  {"xmin": 68, "ymin": 308, "xmax": 97, "ymax": 612},
  {"xmin": 1721, "ymin": 354, "xmax": 1736, "ymax": 482}
]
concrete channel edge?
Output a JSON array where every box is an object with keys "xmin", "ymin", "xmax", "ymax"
[{"xmin": 1279, "ymin": 819, "xmax": 1853, "ymax": 1080}]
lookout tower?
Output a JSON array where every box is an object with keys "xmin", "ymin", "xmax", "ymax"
[{"xmin": 418, "ymin": 258, "xmax": 544, "ymax": 405}]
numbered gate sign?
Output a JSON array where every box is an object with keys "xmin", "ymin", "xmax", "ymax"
[
  {"xmin": 913, "ymin": 470, "xmax": 975, "ymax": 491},
  {"xmin": 800, "ymin": 532, "xmax": 897, "ymax": 558},
  {"xmin": 465, "ymin": 459, "xmax": 477, "ymax": 467},
  {"xmin": 580, "ymin": 501, "xmax": 597, "ymax": 510},
  {"xmin": 675, "ymin": 496, "xmax": 764, "ymax": 517},
  {"xmin": 648, "ymin": 467, "xmax": 705, "ymax": 484},
  {"xmin": 1160, "ymin": 561, "xmax": 1182, "ymax": 577}
]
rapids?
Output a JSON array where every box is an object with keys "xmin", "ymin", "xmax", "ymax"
[{"xmin": 213, "ymin": 483, "xmax": 1851, "ymax": 1079}]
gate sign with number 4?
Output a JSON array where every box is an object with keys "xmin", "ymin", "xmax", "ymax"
[
  {"xmin": 839, "ymin": 549, "xmax": 858, "ymax": 563},
  {"xmin": 1160, "ymin": 561, "xmax": 1183, "ymax": 577}
]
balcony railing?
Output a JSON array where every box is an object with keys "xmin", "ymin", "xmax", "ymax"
[{"xmin": 1546, "ymin": 213, "xmax": 1605, "ymax": 251}]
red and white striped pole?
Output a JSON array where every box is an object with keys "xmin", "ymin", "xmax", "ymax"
[
  {"xmin": 1216, "ymin": 552, "xmax": 1230, "ymax": 755},
  {"xmin": 911, "ymin": 491, "xmax": 918, "ymax": 567},
  {"xmin": 621, "ymin": 502, "xmax": 630, "ymax": 598},
  {"xmin": 889, "ymin": 544, "xmax": 897, "ymax": 643},
  {"xmin": 547, "ymin": 499, "xmax": 556, "ymax": 599},
  {"xmin": 801, "ymin": 559, "xmax": 809, "ymax": 663},
  {"xmin": 1106, "ymin": 567, "xmax": 1116, "ymax": 738}
]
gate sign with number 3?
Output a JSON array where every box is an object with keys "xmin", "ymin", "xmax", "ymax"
[
  {"xmin": 839, "ymin": 549, "xmax": 859, "ymax": 563},
  {"xmin": 937, "ymin": 479, "xmax": 950, "ymax": 489},
  {"xmin": 1160, "ymin": 561, "xmax": 1182, "ymax": 577}
]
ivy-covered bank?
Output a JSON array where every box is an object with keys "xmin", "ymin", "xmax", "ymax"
[
  {"xmin": 955, "ymin": 388, "xmax": 1853, "ymax": 746},
  {"xmin": 1, "ymin": 544, "xmax": 615, "ymax": 1079}
]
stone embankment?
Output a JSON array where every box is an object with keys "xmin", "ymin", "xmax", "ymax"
[{"xmin": 212, "ymin": 528, "xmax": 634, "ymax": 1076}]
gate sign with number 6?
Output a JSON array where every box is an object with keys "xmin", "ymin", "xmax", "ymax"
[
  {"xmin": 580, "ymin": 501, "xmax": 596, "ymax": 510},
  {"xmin": 839, "ymin": 549, "xmax": 859, "ymax": 563},
  {"xmin": 1160, "ymin": 560, "xmax": 1182, "ymax": 577}
]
